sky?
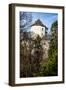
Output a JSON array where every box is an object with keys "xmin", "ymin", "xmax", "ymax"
[
  {"xmin": 20, "ymin": 12, "xmax": 58, "ymax": 34},
  {"xmin": 32, "ymin": 12, "xmax": 58, "ymax": 34}
]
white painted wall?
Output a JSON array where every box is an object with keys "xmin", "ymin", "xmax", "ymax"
[
  {"xmin": 0, "ymin": 0, "xmax": 66, "ymax": 90},
  {"xmin": 31, "ymin": 26, "xmax": 45, "ymax": 38}
]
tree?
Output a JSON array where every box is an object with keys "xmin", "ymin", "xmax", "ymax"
[
  {"xmin": 20, "ymin": 12, "xmax": 32, "ymax": 32},
  {"xmin": 48, "ymin": 20, "xmax": 58, "ymax": 76},
  {"xmin": 20, "ymin": 12, "xmax": 32, "ymax": 77},
  {"xmin": 32, "ymin": 35, "xmax": 43, "ymax": 76},
  {"xmin": 41, "ymin": 20, "xmax": 58, "ymax": 76}
]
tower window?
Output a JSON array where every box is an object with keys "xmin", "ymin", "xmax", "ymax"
[
  {"xmin": 42, "ymin": 33, "xmax": 43, "ymax": 36},
  {"xmin": 42, "ymin": 28, "xmax": 44, "ymax": 31}
]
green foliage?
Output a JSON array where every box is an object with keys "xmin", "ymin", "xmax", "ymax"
[
  {"xmin": 41, "ymin": 20, "xmax": 58, "ymax": 76},
  {"xmin": 20, "ymin": 21, "xmax": 58, "ymax": 77}
]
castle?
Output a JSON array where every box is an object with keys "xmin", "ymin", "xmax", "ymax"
[
  {"xmin": 31, "ymin": 19, "xmax": 48, "ymax": 39},
  {"xmin": 20, "ymin": 19, "xmax": 49, "ymax": 60}
]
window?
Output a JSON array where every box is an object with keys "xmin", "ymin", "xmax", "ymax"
[
  {"xmin": 42, "ymin": 33, "xmax": 43, "ymax": 36},
  {"xmin": 42, "ymin": 28, "xmax": 44, "ymax": 31}
]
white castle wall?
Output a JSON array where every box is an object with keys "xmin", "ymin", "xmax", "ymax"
[{"xmin": 31, "ymin": 26, "xmax": 45, "ymax": 38}]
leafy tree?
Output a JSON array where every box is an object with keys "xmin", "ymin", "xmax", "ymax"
[
  {"xmin": 48, "ymin": 20, "xmax": 58, "ymax": 75},
  {"xmin": 42, "ymin": 20, "xmax": 58, "ymax": 76}
]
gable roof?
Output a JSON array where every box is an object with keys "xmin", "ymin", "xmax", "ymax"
[{"xmin": 31, "ymin": 19, "xmax": 48, "ymax": 29}]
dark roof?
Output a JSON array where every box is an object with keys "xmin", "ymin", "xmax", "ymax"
[{"xmin": 31, "ymin": 19, "xmax": 48, "ymax": 29}]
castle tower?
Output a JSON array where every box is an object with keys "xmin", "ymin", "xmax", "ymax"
[{"xmin": 31, "ymin": 19, "xmax": 48, "ymax": 38}]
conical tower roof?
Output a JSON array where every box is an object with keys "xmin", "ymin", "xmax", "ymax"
[{"xmin": 31, "ymin": 19, "xmax": 48, "ymax": 29}]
